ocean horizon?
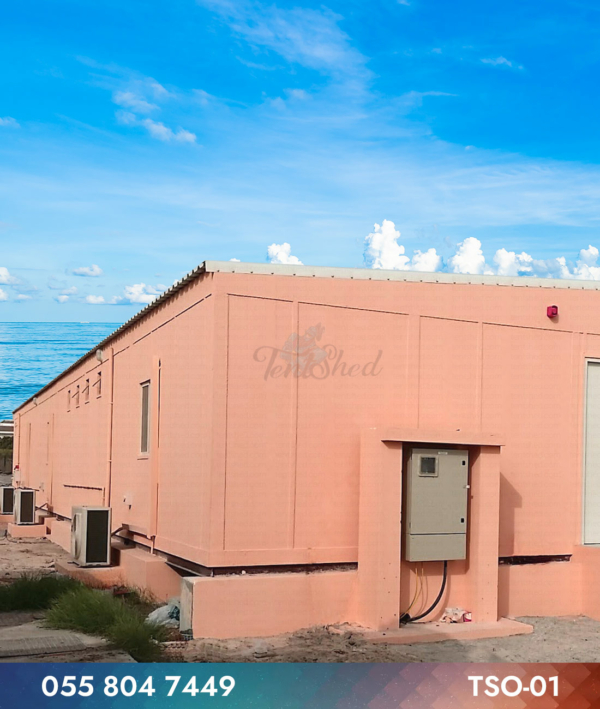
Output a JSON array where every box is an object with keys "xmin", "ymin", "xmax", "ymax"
[{"xmin": 0, "ymin": 322, "xmax": 122, "ymax": 420}]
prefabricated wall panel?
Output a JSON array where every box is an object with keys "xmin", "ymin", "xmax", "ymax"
[{"xmin": 12, "ymin": 265, "xmax": 600, "ymax": 573}]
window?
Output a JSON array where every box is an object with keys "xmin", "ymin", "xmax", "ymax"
[
  {"xmin": 92, "ymin": 370, "xmax": 102, "ymax": 397},
  {"xmin": 419, "ymin": 456, "xmax": 438, "ymax": 477},
  {"xmin": 140, "ymin": 381, "xmax": 150, "ymax": 454},
  {"xmin": 84, "ymin": 378, "xmax": 90, "ymax": 403}
]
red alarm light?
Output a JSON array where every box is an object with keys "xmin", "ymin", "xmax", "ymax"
[{"xmin": 547, "ymin": 305, "xmax": 559, "ymax": 318}]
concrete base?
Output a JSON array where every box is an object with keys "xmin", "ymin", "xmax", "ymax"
[
  {"xmin": 0, "ymin": 514, "xmax": 13, "ymax": 524},
  {"xmin": 49, "ymin": 519, "xmax": 71, "ymax": 552},
  {"xmin": 182, "ymin": 570, "xmax": 357, "ymax": 639},
  {"xmin": 56, "ymin": 547, "xmax": 183, "ymax": 601},
  {"xmin": 364, "ymin": 617, "xmax": 533, "ymax": 645},
  {"xmin": 119, "ymin": 547, "xmax": 183, "ymax": 602},
  {"xmin": 56, "ymin": 560, "xmax": 122, "ymax": 588},
  {"xmin": 7, "ymin": 523, "xmax": 46, "ymax": 538}
]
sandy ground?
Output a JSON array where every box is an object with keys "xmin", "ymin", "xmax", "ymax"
[
  {"xmin": 0, "ymin": 535, "xmax": 71, "ymax": 581},
  {"xmin": 175, "ymin": 616, "xmax": 600, "ymax": 663},
  {"xmin": 3, "ymin": 530, "xmax": 600, "ymax": 663},
  {"xmin": 0, "ymin": 521, "xmax": 132, "ymax": 662}
]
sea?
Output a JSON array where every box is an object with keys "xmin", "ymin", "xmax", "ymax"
[{"xmin": 0, "ymin": 322, "xmax": 121, "ymax": 420}]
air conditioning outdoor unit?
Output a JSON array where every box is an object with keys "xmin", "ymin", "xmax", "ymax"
[
  {"xmin": 0, "ymin": 486, "xmax": 14, "ymax": 515},
  {"xmin": 14, "ymin": 488, "xmax": 36, "ymax": 525},
  {"xmin": 71, "ymin": 506, "xmax": 112, "ymax": 567}
]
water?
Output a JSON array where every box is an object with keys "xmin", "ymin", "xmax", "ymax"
[{"xmin": 0, "ymin": 323, "xmax": 121, "ymax": 419}]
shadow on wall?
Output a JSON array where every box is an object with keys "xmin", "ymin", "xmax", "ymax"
[{"xmin": 499, "ymin": 473, "xmax": 523, "ymax": 557}]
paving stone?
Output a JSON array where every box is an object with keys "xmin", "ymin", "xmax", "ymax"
[
  {"xmin": 0, "ymin": 612, "xmax": 38, "ymax": 628},
  {"xmin": 0, "ymin": 635, "xmax": 87, "ymax": 658}
]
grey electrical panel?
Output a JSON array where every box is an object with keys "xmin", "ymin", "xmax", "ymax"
[{"xmin": 404, "ymin": 448, "xmax": 469, "ymax": 562}]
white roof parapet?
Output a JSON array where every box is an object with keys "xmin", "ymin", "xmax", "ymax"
[{"xmin": 204, "ymin": 260, "xmax": 600, "ymax": 290}]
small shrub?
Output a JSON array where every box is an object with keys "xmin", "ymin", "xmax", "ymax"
[
  {"xmin": 46, "ymin": 586, "xmax": 168, "ymax": 662},
  {"xmin": 46, "ymin": 587, "xmax": 128, "ymax": 635},
  {"xmin": 107, "ymin": 615, "xmax": 168, "ymax": 663},
  {"xmin": 0, "ymin": 574, "xmax": 80, "ymax": 611}
]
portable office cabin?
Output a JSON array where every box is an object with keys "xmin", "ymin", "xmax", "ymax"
[{"xmin": 13, "ymin": 260, "xmax": 600, "ymax": 638}]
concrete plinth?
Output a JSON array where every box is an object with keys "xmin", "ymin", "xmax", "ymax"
[
  {"xmin": 0, "ymin": 514, "xmax": 13, "ymax": 524},
  {"xmin": 49, "ymin": 519, "xmax": 71, "ymax": 552},
  {"xmin": 55, "ymin": 560, "xmax": 122, "ymax": 588},
  {"xmin": 182, "ymin": 570, "xmax": 357, "ymax": 639},
  {"xmin": 56, "ymin": 546, "xmax": 183, "ymax": 601},
  {"xmin": 7, "ymin": 523, "xmax": 46, "ymax": 538}
]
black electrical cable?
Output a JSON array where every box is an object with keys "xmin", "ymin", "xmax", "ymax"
[{"xmin": 400, "ymin": 560, "xmax": 448, "ymax": 624}]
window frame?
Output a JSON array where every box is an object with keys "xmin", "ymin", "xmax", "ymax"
[{"xmin": 140, "ymin": 380, "xmax": 151, "ymax": 455}]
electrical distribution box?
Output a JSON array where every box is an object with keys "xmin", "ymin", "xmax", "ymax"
[{"xmin": 404, "ymin": 448, "xmax": 469, "ymax": 562}]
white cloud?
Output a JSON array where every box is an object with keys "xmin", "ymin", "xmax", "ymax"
[
  {"xmin": 493, "ymin": 248, "xmax": 534, "ymax": 277},
  {"xmin": 490, "ymin": 245, "xmax": 600, "ymax": 280},
  {"xmin": 55, "ymin": 295, "xmax": 70, "ymax": 304},
  {"xmin": 116, "ymin": 111, "xmax": 196, "ymax": 143},
  {"xmin": 412, "ymin": 248, "xmax": 442, "ymax": 272},
  {"xmin": 267, "ymin": 243, "xmax": 303, "ymax": 265},
  {"xmin": 60, "ymin": 286, "xmax": 78, "ymax": 295},
  {"xmin": 481, "ymin": 56, "xmax": 523, "ymax": 70},
  {"xmin": 121, "ymin": 283, "xmax": 166, "ymax": 304},
  {"xmin": 230, "ymin": 257, "xmax": 241, "ymax": 262},
  {"xmin": 364, "ymin": 220, "xmax": 441, "ymax": 271},
  {"xmin": 73, "ymin": 264, "xmax": 103, "ymax": 277},
  {"xmin": 569, "ymin": 245, "xmax": 600, "ymax": 280},
  {"xmin": 0, "ymin": 266, "xmax": 18, "ymax": 284},
  {"xmin": 141, "ymin": 118, "xmax": 196, "ymax": 143},
  {"xmin": 113, "ymin": 90, "xmax": 158, "ymax": 114},
  {"xmin": 448, "ymin": 237, "xmax": 493, "ymax": 275},
  {"xmin": 197, "ymin": 0, "xmax": 369, "ymax": 83},
  {"xmin": 16, "ymin": 294, "xmax": 31, "ymax": 301},
  {"xmin": 83, "ymin": 283, "xmax": 165, "ymax": 306},
  {"xmin": 364, "ymin": 220, "xmax": 600, "ymax": 282},
  {"xmin": 364, "ymin": 220, "xmax": 410, "ymax": 270},
  {"xmin": 0, "ymin": 117, "xmax": 19, "ymax": 128},
  {"xmin": 397, "ymin": 90, "xmax": 456, "ymax": 112},
  {"xmin": 193, "ymin": 89, "xmax": 214, "ymax": 105},
  {"xmin": 0, "ymin": 288, "xmax": 8, "ymax": 301}
]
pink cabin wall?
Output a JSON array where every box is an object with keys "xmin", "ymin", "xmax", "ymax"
[
  {"xmin": 212, "ymin": 271, "xmax": 600, "ymax": 574},
  {"xmin": 14, "ymin": 274, "xmax": 216, "ymax": 564},
  {"xmin": 13, "ymin": 267, "xmax": 600, "ymax": 601}
]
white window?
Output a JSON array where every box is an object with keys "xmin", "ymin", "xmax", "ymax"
[{"xmin": 140, "ymin": 381, "xmax": 151, "ymax": 454}]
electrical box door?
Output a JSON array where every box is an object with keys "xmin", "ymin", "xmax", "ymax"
[{"xmin": 404, "ymin": 448, "xmax": 468, "ymax": 562}]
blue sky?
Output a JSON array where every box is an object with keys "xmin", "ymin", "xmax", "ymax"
[{"xmin": 2, "ymin": 0, "xmax": 600, "ymax": 320}]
